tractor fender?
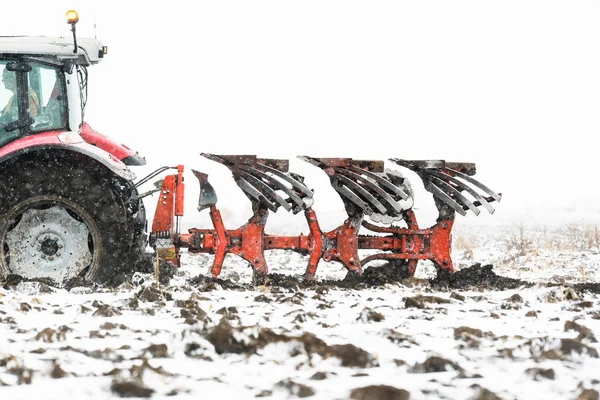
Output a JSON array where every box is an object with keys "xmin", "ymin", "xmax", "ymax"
[
  {"xmin": 0, "ymin": 131, "xmax": 136, "ymax": 181},
  {"xmin": 79, "ymin": 122, "xmax": 146, "ymax": 166}
]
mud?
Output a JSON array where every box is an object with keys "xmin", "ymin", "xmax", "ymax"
[
  {"xmin": 204, "ymin": 317, "xmax": 377, "ymax": 368},
  {"xmin": 350, "ymin": 385, "xmax": 410, "ymax": 400},
  {"xmin": 276, "ymin": 379, "xmax": 316, "ymax": 398},
  {"xmin": 572, "ymin": 282, "xmax": 600, "ymax": 295},
  {"xmin": 470, "ymin": 386, "xmax": 503, "ymax": 400},
  {"xmin": 187, "ymin": 274, "xmax": 249, "ymax": 291},
  {"xmin": 429, "ymin": 264, "xmax": 530, "ymax": 291},
  {"xmin": 2, "ymin": 260, "xmax": 598, "ymax": 294},
  {"xmin": 411, "ymin": 355, "xmax": 463, "ymax": 373},
  {"xmin": 525, "ymin": 367, "xmax": 555, "ymax": 381},
  {"xmin": 111, "ymin": 380, "xmax": 154, "ymax": 398},
  {"xmin": 189, "ymin": 262, "xmax": 535, "ymax": 292},
  {"xmin": 1, "ymin": 274, "xmax": 58, "ymax": 291}
]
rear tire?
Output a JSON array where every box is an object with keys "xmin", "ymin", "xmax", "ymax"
[{"xmin": 0, "ymin": 162, "xmax": 132, "ymax": 285}]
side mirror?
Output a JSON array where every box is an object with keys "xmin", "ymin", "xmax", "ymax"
[
  {"xmin": 6, "ymin": 62, "xmax": 32, "ymax": 72},
  {"xmin": 62, "ymin": 61, "xmax": 74, "ymax": 74}
]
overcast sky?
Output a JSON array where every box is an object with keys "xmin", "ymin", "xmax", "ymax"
[{"xmin": 2, "ymin": 1, "xmax": 600, "ymax": 229}]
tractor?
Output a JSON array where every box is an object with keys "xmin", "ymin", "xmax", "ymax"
[{"xmin": 0, "ymin": 11, "xmax": 150, "ymax": 285}]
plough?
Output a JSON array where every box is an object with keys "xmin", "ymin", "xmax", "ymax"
[{"xmin": 150, "ymin": 155, "xmax": 501, "ymax": 280}]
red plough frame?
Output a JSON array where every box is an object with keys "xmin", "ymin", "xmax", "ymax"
[{"xmin": 150, "ymin": 155, "xmax": 500, "ymax": 280}]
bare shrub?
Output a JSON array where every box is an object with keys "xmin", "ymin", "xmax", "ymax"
[
  {"xmin": 558, "ymin": 223, "xmax": 600, "ymax": 251},
  {"xmin": 503, "ymin": 224, "xmax": 535, "ymax": 258},
  {"xmin": 453, "ymin": 232, "xmax": 477, "ymax": 260}
]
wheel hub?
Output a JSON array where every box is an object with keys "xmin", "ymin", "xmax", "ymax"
[
  {"xmin": 5, "ymin": 205, "xmax": 93, "ymax": 282},
  {"xmin": 41, "ymin": 236, "xmax": 60, "ymax": 256}
]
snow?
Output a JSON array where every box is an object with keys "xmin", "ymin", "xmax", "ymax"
[
  {"xmin": 2, "ymin": 223, "xmax": 600, "ymax": 399},
  {"xmin": 1, "ymin": 2, "xmax": 600, "ymax": 399}
]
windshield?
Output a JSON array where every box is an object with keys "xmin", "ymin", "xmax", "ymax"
[{"xmin": 0, "ymin": 60, "xmax": 67, "ymax": 144}]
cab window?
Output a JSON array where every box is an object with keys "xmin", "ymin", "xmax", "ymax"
[
  {"xmin": 0, "ymin": 62, "xmax": 19, "ymax": 126},
  {"xmin": 0, "ymin": 60, "xmax": 66, "ymax": 141},
  {"xmin": 28, "ymin": 62, "xmax": 66, "ymax": 132}
]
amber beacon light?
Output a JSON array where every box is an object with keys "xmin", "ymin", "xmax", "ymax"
[
  {"xmin": 66, "ymin": 10, "xmax": 79, "ymax": 53},
  {"xmin": 66, "ymin": 10, "xmax": 79, "ymax": 24}
]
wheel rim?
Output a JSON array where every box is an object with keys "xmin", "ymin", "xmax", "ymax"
[{"xmin": 0, "ymin": 196, "xmax": 102, "ymax": 283}]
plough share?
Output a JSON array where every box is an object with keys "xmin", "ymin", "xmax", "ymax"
[{"xmin": 150, "ymin": 155, "xmax": 501, "ymax": 280}]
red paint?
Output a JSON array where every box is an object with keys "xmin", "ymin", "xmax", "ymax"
[
  {"xmin": 0, "ymin": 123, "xmax": 138, "ymax": 164},
  {"xmin": 175, "ymin": 165, "xmax": 185, "ymax": 216},
  {"xmin": 151, "ymin": 174, "xmax": 177, "ymax": 235},
  {"xmin": 156, "ymin": 170, "xmax": 458, "ymax": 278},
  {"xmin": 151, "ymin": 166, "xmax": 186, "ymax": 267},
  {"xmin": 78, "ymin": 122, "xmax": 138, "ymax": 162},
  {"xmin": 0, "ymin": 131, "xmax": 63, "ymax": 159}
]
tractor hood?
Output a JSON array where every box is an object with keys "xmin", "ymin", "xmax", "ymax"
[{"xmin": 79, "ymin": 122, "xmax": 146, "ymax": 166}]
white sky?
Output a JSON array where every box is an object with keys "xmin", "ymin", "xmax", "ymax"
[{"xmin": 2, "ymin": 1, "xmax": 600, "ymax": 229}]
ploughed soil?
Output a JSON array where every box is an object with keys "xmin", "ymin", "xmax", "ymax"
[
  {"xmin": 186, "ymin": 263, "xmax": 600, "ymax": 294},
  {"xmin": 3, "ymin": 262, "xmax": 600, "ymax": 295}
]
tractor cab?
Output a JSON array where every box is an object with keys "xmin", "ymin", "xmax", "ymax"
[
  {"xmin": 0, "ymin": 12, "xmax": 144, "ymax": 165},
  {"xmin": 0, "ymin": 35, "xmax": 105, "ymax": 147}
]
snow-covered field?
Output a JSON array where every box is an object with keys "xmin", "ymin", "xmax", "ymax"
[{"xmin": 1, "ymin": 222, "xmax": 600, "ymax": 400}]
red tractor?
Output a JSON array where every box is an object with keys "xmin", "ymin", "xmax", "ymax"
[{"xmin": 0, "ymin": 11, "xmax": 150, "ymax": 285}]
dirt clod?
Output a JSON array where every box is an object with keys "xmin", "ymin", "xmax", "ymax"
[
  {"xmin": 525, "ymin": 367, "xmax": 555, "ymax": 381},
  {"xmin": 206, "ymin": 317, "xmax": 252, "ymax": 354},
  {"xmin": 430, "ymin": 264, "xmax": 529, "ymax": 291},
  {"xmin": 560, "ymin": 339, "xmax": 599, "ymax": 358},
  {"xmin": 405, "ymin": 295, "xmax": 450, "ymax": 309},
  {"xmin": 577, "ymin": 388, "xmax": 600, "ymax": 400},
  {"xmin": 411, "ymin": 356, "xmax": 463, "ymax": 373},
  {"xmin": 188, "ymin": 274, "xmax": 248, "ymax": 291},
  {"xmin": 145, "ymin": 344, "xmax": 168, "ymax": 358},
  {"xmin": 137, "ymin": 286, "xmax": 172, "ymax": 302},
  {"xmin": 50, "ymin": 363, "xmax": 67, "ymax": 379},
  {"xmin": 310, "ymin": 372, "xmax": 328, "ymax": 380},
  {"xmin": 565, "ymin": 321, "xmax": 597, "ymax": 343},
  {"xmin": 350, "ymin": 385, "xmax": 410, "ymax": 400},
  {"xmin": 276, "ymin": 379, "xmax": 315, "ymax": 398},
  {"xmin": 254, "ymin": 294, "xmax": 272, "ymax": 303},
  {"xmin": 470, "ymin": 386, "xmax": 503, "ymax": 400},
  {"xmin": 111, "ymin": 380, "xmax": 154, "ymax": 398},
  {"xmin": 357, "ymin": 308, "xmax": 385, "ymax": 322},
  {"xmin": 93, "ymin": 305, "xmax": 122, "ymax": 317}
]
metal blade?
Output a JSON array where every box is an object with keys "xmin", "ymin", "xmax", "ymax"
[
  {"xmin": 238, "ymin": 170, "xmax": 292, "ymax": 212},
  {"xmin": 192, "ymin": 170, "xmax": 218, "ymax": 212},
  {"xmin": 239, "ymin": 165, "xmax": 307, "ymax": 213},
  {"xmin": 446, "ymin": 168, "xmax": 502, "ymax": 202},
  {"xmin": 424, "ymin": 181, "xmax": 468, "ymax": 216},
  {"xmin": 429, "ymin": 175, "xmax": 481, "ymax": 216},
  {"xmin": 334, "ymin": 167, "xmax": 404, "ymax": 215},
  {"xmin": 347, "ymin": 165, "xmax": 410, "ymax": 200},
  {"xmin": 426, "ymin": 169, "xmax": 495, "ymax": 214},
  {"xmin": 334, "ymin": 175, "xmax": 388, "ymax": 215},
  {"xmin": 235, "ymin": 177, "xmax": 279, "ymax": 212},
  {"xmin": 333, "ymin": 181, "xmax": 374, "ymax": 216},
  {"xmin": 256, "ymin": 163, "xmax": 314, "ymax": 198}
]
